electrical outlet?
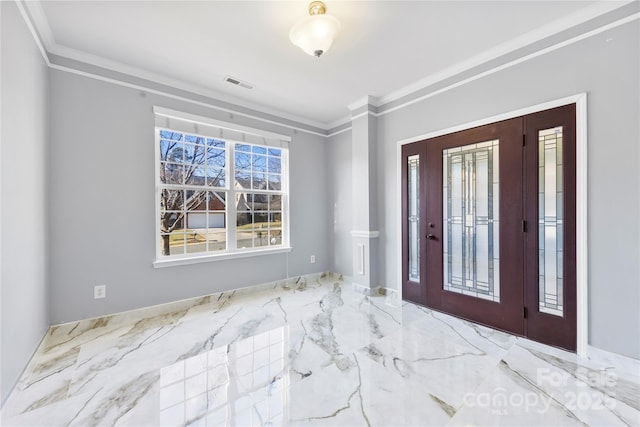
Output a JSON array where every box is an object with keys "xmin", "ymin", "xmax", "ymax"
[
  {"xmin": 310, "ymin": 255, "xmax": 316, "ymax": 264},
  {"xmin": 94, "ymin": 285, "xmax": 106, "ymax": 299}
]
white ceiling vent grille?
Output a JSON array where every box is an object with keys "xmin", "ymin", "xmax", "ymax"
[{"xmin": 224, "ymin": 76, "xmax": 253, "ymax": 89}]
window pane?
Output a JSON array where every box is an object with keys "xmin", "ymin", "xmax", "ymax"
[
  {"xmin": 254, "ymin": 212, "xmax": 268, "ymax": 225},
  {"xmin": 185, "ymin": 166, "xmax": 206, "ymax": 186},
  {"xmin": 236, "ymin": 193, "xmax": 251, "ymax": 211},
  {"xmin": 236, "ymin": 144, "xmax": 251, "ymax": 152},
  {"xmin": 184, "ymin": 190, "xmax": 207, "ymax": 255},
  {"xmin": 206, "ymin": 168, "xmax": 225, "ymax": 188},
  {"xmin": 254, "ymin": 229, "xmax": 269, "ymax": 248},
  {"xmin": 268, "ymin": 212, "xmax": 281, "ymax": 227},
  {"xmin": 207, "ymin": 191, "xmax": 226, "ymax": 211},
  {"xmin": 207, "ymin": 147, "xmax": 225, "ymax": 169},
  {"xmin": 206, "ymin": 218, "xmax": 226, "ymax": 252},
  {"xmin": 407, "ymin": 155, "xmax": 419, "ymax": 282},
  {"xmin": 161, "ymin": 162, "xmax": 184, "ymax": 185},
  {"xmin": 268, "ymin": 148, "xmax": 281, "ymax": 157},
  {"xmin": 268, "ymin": 157, "xmax": 281, "ymax": 174},
  {"xmin": 166, "ymin": 231, "xmax": 186, "ymax": 256},
  {"xmin": 252, "ymin": 173, "xmax": 266, "ymax": 190},
  {"xmin": 185, "ymin": 190, "xmax": 207, "ymax": 212},
  {"xmin": 160, "ymin": 211, "xmax": 183, "ymax": 234},
  {"xmin": 236, "ymin": 172, "xmax": 251, "ymax": 189},
  {"xmin": 207, "ymin": 192, "xmax": 227, "ymax": 252},
  {"xmin": 235, "ymin": 151, "xmax": 251, "ymax": 170},
  {"xmin": 237, "ymin": 212, "xmax": 252, "ymax": 227},
  {"xmin": 252, "ymin": 145, "xmax": 267, "ymax": 155},
  {"xmin": 269, "ymin": 229, "xmax": 282, "ymax": 246},
  {"xmin": 160, "ymin": 130, "xmax": 183, "ymax": 141},
  {"xmin": 253, "ymin": 155, "xmax": 267, "ymax": 173},
  {"xmin": 237, "ymin": 213, "xmax": 253, "ymax": 249},
  {"xmin": 253, "ymin": 194, "xmax": 268, "ymax": 212},
  {"xmin": 184, "ymin": 230, "xmax": 206, "ymax": 254},
  {"xmin": 539, "ymin": 126, "xmax": 564, "ymax": 317},
  {"xmin": 206, "ymin": 138, "xmax": 225, "ymax": 148},
  {"xmin": 165, "ymin": 143, "xmax": 185, "ymax": 163},
  {"xmin": 443, "ymin": 140, "xmax": 499, "ymax": 302},
  {"xmin": 184, "ymin": 142, "xmax": 205, "ymax": 164},
  {"xmin": 268, "ymin": 174, "xmax": 281, "ymax": 191},
  {"xmin": 269, "ymin": 195, "xmax": 282, "ymax": 211},
  {"xmin": 160, "ymin": 139, "xmax": 180, "ymax": 161},
  {"xmin": 161, "ymin": 189, "xmax": 184, "ymax": 213}
]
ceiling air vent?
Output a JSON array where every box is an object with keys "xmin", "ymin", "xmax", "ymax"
[{"xmin": 224, "ymin": 76, "xmax": 253, "ymax": 90}]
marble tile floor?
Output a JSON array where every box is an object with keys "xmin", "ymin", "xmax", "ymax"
[{"xmin": 2, "ymin": 273, "xmax": 639, "ymax": 427}]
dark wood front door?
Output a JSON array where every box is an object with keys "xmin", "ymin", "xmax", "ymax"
[{"xmin": 402, "ymin": 104, "xmax": 577, "ymax": 351}]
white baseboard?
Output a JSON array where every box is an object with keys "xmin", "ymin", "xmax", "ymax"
[{"xmin": 587, "ymin": 345, "xmax": 640, "ymax": 382}]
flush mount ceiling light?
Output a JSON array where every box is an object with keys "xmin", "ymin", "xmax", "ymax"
[{"xmin": 289, "ymin": 1, "xmax": 340, "ymax": 58}]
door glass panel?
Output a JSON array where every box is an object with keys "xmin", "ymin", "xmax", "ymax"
[
  {"xmin": 538, "ymin": 126, "xmax": 564, "ymax": 316},
  {"xmin": 443, "ymin": 140, "xmax": 499, "ymax": 302},
  {"xmin": 408, "ymin": 155, "xmax": 420, "ymax": 282}
]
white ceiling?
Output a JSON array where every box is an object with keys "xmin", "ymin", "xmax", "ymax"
[{"xmin": 26, "ymin": 1, "xmax": 628, "ymax": 128}]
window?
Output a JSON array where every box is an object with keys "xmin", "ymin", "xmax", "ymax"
[{"xmin": 154, "ymin": 108, "xmax": 290, "ymax": 265}]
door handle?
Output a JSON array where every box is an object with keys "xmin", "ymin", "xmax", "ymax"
[{"xmin": 426, "ymin": 234, "xmax": 437, "ymax": 240}]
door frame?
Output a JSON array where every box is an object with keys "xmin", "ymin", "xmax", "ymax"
[{"xmin": 395, "ymin": 93, "xmax": 588, "ymax": 357}]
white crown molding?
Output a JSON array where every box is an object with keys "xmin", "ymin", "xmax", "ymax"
[
  {"xmin": 331, "ymin": 4, "xmax": 639, "ymax": 131},
  {"xmin": 19, "ymin": 0, "xmax": 55, "ymax": 52},
  {"xmin": 383, "ymin": 12, "xmax": 638, "ymax": 124},
  {"xmin": 347, "ymin": 95, "xmax": 380, "ymax": 112},
  {"xmin": 326, "ymin": 126, "xmax": 352, "ymax": 138},
  {"xmin": 49, "ymin": 59, "xmax": 330, "ymax": 138},
  {"xmin": 46, "ymin": 44, "xmax": 329, "ymax": 132},
  {"xmin": 17, "ymin": 0, "xmax": 330, "ymax": 134},
  {"xmin": 15, "ymin": 0, "xmax": 51, "ymax": 66},
  {"xmin": 350, "ymin": 110, "xmax": 379, "ymax": 122},
  {"xmin": 377, "ymin": 1, "xmax": 634, "ymax": 106},
  {"xmin": 326, "ymin": 116, "xmax": 352, "ymax": 131},
  {"xmin": 16, "ymin": 0, "xmax": 638, "ymax": 137}
]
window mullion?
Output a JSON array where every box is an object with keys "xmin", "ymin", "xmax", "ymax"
[
  {"xmin": 228, "ymin": 143, "xmax": 237, "ymax": 251},
  {"xmin": 282, "ymin": 148, "xmax": 290, "ymax": 247}
]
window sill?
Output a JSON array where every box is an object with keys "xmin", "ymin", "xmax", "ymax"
[{"xmin": 153, "ymin": 246, "xmax": 292, "ymax": 269}]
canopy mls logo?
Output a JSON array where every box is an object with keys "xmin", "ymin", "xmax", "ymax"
[{"xmin": 462, "ymin": 366, "xmax": 618, "ymax": 415}]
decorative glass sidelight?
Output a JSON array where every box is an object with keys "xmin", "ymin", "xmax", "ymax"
[
  {"xmin": 408, "ymin": 155, "xmax": 420, "ymax": 282},
  {"xmin": 538, "ymin": 127, "xmax": 564, "ymax": 316},
  {"xmin": 443, "ymin": 140, "xmax": 500, "ymax": 302}
]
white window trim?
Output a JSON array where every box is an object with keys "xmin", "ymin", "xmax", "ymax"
[
  {"xmin": 153, "ymin": 106, "xmax": 292, "ymax": 143},
  {"xmin": 153, "ymin": 109, "xmax": 291, "ymax": 268},
  {"xmin": 153, "ymin": 246, "xmax": 293, "ymax": 269}
]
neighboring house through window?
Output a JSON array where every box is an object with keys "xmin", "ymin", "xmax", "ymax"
[{"xmin": 154, "ymin": 107, "xmax": 290, "ymax": 265}]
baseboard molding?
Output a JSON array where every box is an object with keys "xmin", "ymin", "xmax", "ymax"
[
  {"xmin": 587, "ymin": 345, "xmax": 640, "ymax": 381},
  {"xmin": 345, "ymin": 279, "xmax": 402, "ymax": 308},
  {"xmin": 59, "ymin": 269, "xmax": 634, "ymax": 379},
  {"xmin": 0, "ymin": 328, "xmax": 48, "ymax": 410},
  {"xmin": 48, "ymin": 271, "xmax": 336, "ymax": 339}
]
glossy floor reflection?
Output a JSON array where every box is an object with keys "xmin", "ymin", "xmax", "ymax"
[{"xmin": 2, "ymin": 274, "xmax": 639, "ymax": 426}]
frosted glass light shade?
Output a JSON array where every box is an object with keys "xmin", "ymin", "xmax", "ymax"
[{"xmin": 289, "ymin": 14, "xmax": 340, "ymax": 57}]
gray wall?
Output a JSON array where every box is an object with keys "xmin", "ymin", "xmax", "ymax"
[
  {"xmin": 0, "ymin": 2, "xmax": 50, "ymax": 403},
  {"xmin": 48, "ymin": 70, "xmax": 330, "ymax": 323},
  {"xmin": 372, "ymin": 21, "xmax": 639, "ymax": 358},
  {"xmin": 327, "ymin": 130, "xmax": 353, "ymax": 277}
]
